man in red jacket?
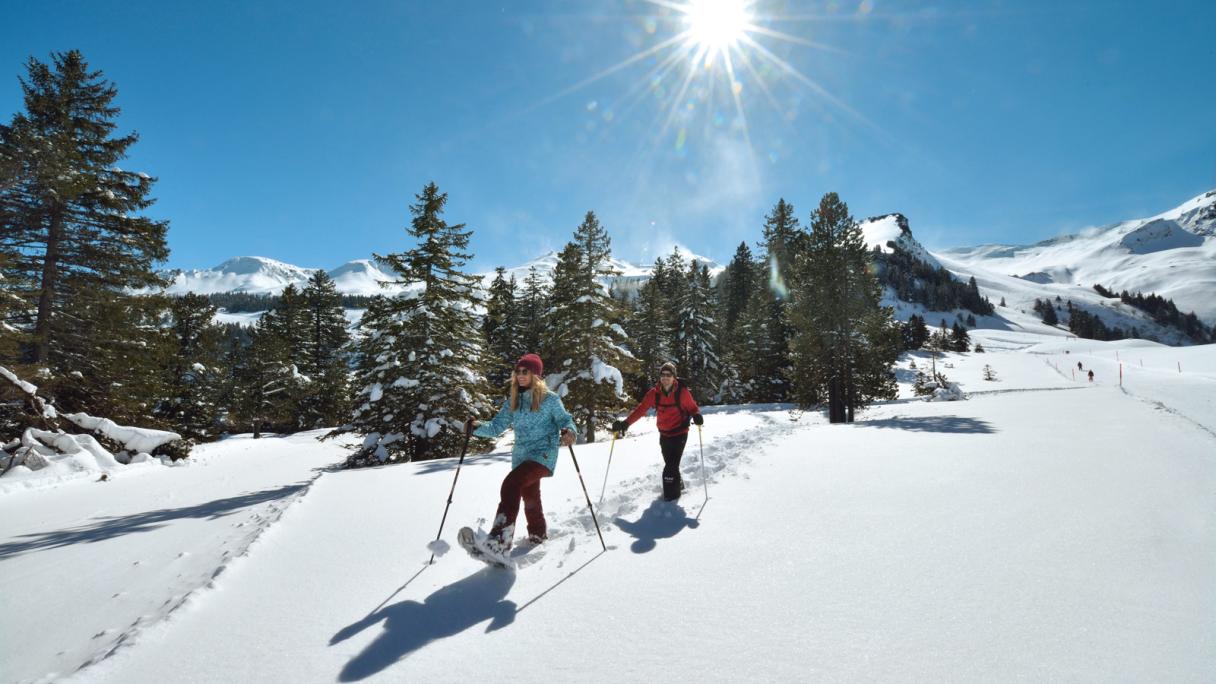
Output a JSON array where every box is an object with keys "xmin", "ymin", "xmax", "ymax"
[{"xmin": 614, "ymin": 361, "xmax": 703, "ymax": 501}]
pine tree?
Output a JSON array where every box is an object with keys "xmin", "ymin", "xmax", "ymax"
[
  {"xmin": 659, "ymin": 249, "xmax": 689, "ymax": 363},
  {"xmin": 789, "ymin": 193, "xmax": 899, "ymax": 422},
  {"xmin": 754, "ymin": 200, "xmax": 799, "ymax": 402},
  {"xmin": 675, "ymin": 262, "xmax": 720, "ymax": 400},
  {"xmin": 157, "ymin": 294, "xmax": 225, "ymax": 440},
  {"xmin": 234, "ymin": 321, "xmax": 298, "ymax": 439},
  {"xmin": 343, "ymin": 183, "xmax": 494, "ymax": 464},
  {"xmin": 714, "ymin": 242, "xmax": 754, "ymax": 399},
  {"xmin": 950, "ymin": 321, "xmax": 971, "ymax": 352},
  {"xmin": 0, "ymin": 51, "xmax": 171, "ymax": 424},
  {"xmin": 482, "ymin": 267, "xmax": 520, "ymax": 389},
  {"xmin": 625, "ymin": 263, "xmax": 673, "ymax": 397},
  {"xmin": 516, "ymin": 266, "xmax": 548, "ymax": 355},
  {"xmin": 730, "ymin": 259, "xmax": 775, "ymax": 402},
  {"xmin": 542, "ymin": 211, "xmax": 635, "ymax": 442},
  {"xmin": 719, "ymin": 242, "xmax": 754, "ymax": 347},
  {"xmin": 298, "ymin": 270, "xmax": 351, "ymax": 429}
]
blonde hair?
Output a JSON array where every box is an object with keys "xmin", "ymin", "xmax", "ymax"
[{"xmin": 509, "ymin": 374, "xmax": 549, "ymax": 412}]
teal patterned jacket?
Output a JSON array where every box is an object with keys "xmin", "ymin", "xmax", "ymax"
[{"xmin": 473, "ymin": 390, "xmax": 577, "ymax": 473}]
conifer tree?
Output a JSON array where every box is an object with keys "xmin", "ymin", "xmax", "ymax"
[
  {"xmin": 298, "ymin": 270, "xmax": 351, "ymax": 429},
  {"xmin": 157, "ymin": 294, "xmax": 225, "ymax": 440},
  {"xmin": 342, "ymin": 183, "xmax": 494, "ymax": 464},
  {"xmin": 675, "ymin": 262, "xmax": 720, "ymax": 400},
  {"xmin": 234, "ymin": 321, "xmax": 298, "ymax": 439},
  {"xmin": 729, "ymin": 260, "xmax": 775, "ymax": 402},
  {"xmin": 0, "ymin": 51, "xmax": 171, "ymax": 423},
  {"xmin": 950, "ymin": 321, "xmax": 971, "ymax": 352},
  {"xmin": 625, "ymin": 264, "xmax": 672, "ymax": 397},
  {"xmin": 516, "ymin": 266, "xmax": 548, "ymax": 355},
  {"xmin": 754, "ymin": 200, "xmax": 799, "ymax": 401},
  {"xmin": 789, "ymin": 193, "xmax": 898, "ymax": 423},
  {"xmin": 542, "ymin": 211, "xmax": 635, "ymax": 442},
  {"xmin": 482, "ymin": 267, "xmax": 520, "ymax": 389},
  {"xmin": 718, "ymin": 242, "xmax": 754, "ymax": 356}
]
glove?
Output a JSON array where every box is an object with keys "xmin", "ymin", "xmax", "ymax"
[
  {"xmin": 692, "ymin": 414, "xmax": 704, "ymax": 426},
  {"xmin": 612, "ymin": 420, "xmax": 627, "ymax": 434},
  {"xmin": 560, "ymin": 428, "xmax": 576, "ymax": 447},
  {"xmin": 464, "ymin": 418, "xmax": 478, "ymax": 435}
]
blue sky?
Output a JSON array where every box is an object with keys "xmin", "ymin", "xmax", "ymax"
[{"xmin": 2, "ymin": 0, "xmax": 1213, "ymax": 271}]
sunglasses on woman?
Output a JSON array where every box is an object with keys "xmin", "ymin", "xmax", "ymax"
[{"xmin": 515, "ymin": 368, "xmax": 532, "ymax": 375}]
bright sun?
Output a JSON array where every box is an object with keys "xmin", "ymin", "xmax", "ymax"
[{"xmin": 684, "ymin": 0, "xmax": 751, "ymax": 51}]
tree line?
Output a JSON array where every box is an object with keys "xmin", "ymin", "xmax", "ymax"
[{"xmin": 3, "ymin": 50, "xmax": 981, "ymax": 467}]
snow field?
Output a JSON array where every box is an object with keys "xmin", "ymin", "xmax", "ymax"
[{"xmin": 2, "ymin": 340, "xmax": 1213, "ymax": 682}]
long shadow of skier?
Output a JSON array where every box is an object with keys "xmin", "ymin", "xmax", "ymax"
[
  {"xmin": 330, "ymin": 567, "xmax": 516, "ymax": 681},
  {"xmin": 614, "ymin": 499, "xmax": 699, "ymax": 554}
]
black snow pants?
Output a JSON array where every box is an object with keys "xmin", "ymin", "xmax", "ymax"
[{"xmin": 659, "ymin": 433, "xmax": 689, "ymax": 501}]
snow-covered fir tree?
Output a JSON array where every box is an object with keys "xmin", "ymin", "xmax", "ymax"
[
  {"xmin": 675, "ymin": 261, "xmax": 720, "ymax": 400},
  {"xmin": 624, "ymin": 259, "xmax": 673, "ymax": 397},
  {"xmin": 542, "ymin": 211, "xmax": 635, "ymax": 442},
  {"xmin": 789, "ymin": 192, "xmax": 899, "ymax": 423},
  {"xmin": 515, "ymin": 265, "xmax": 548, "ymax": 355},
  {"xmin": 0, "ymin": 51, "xmax": 171, "ymax": 425},
  {"xmin": 156, "ymin": 294, "xmax": 225, "ymax": 440},
  {"xmin": 482, "ymin": 267, "xmax": 521, "ymax": 389},
  {"xmin": 745, "ymin": 199, "xmax": 800, "ymax": 402},
  {"xmin": 297, "ymin": 270, "xmax": 351, "ymax": 429},
  {"xmin": 950, "ymin": 321, "xmax": 971, "ymax": 352},
  {"xmin": 234, "ymin": 320, "xmax": 300, "ymax": 438},
  {"xmin": 342, "ymin": 182, "xmax": 495, "ymax": 465}
]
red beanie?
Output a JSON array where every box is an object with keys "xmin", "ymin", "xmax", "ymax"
[{"xmin": 516, "ymin": 353, "xmax": 543, "ymax": 377}]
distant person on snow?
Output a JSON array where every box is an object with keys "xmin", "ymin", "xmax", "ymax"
[
  {"xmin": 1087, "ymin": 369, "xmax": 1094, "ymax": 382},
  {"xmin": 465, "ymin": 353, "xmax": 575, "ymax": 553},
  {"xmin": 613, "ymin": 361, "xmax": 703, "ymax": 502},
  {"xmin": 1078, "ymin": 361, "xmax": 1083, "ymax": 371}
]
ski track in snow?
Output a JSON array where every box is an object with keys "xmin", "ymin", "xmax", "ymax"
[
  {"xmin": 70, "ymin": 469, "xmax": 326, "ymax": 678},
  {"xmin": 1118, "ymin": 386, "xmax": 1216, "ymax": 443},
  {"xmin": 7, "ymin": 338, "xmax": 1215, "ymax": 681}
]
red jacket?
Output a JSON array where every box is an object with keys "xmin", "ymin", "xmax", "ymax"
[{"xmin": 625, "ymin": 379, "xmax": 701, "ymax": 437}]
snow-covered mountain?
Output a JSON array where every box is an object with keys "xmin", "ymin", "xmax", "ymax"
[
  {"xmin": 166, "ymin": 190, "xmax": 1215, "ymax": 343},
  {"xmin": 941, "ymin": 189, "xmax": 1216, "ymax": 323},
  {"xmin": 164, "ymin": 248, "xmax": 723, "ymax": 299}
]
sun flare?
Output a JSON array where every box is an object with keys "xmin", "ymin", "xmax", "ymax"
[{"xmin": 684, "ymin": 0, "xmax": 751, "ymax": 51}]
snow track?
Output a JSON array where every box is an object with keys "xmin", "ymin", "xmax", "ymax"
[{"xmin": 5, "ymin": 341, "xmax": 1214, "ymax": 682}]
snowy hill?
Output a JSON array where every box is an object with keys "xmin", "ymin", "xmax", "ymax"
[
  {"xmin": 942, "ymin": 189, "xmax": 1216, "ymax": 323},
  {"xmin": 164, "ymin": 248, "xmax": 722, "ymax": 300},
  {"xmin": 162, "ymin": 191, "xmax": 1215, "ymax": 344},
  {"xmin": 3, "ymin": 334, "xmax": 1214, "ymax": 681}
]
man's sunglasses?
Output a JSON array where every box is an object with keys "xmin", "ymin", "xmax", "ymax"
[{"xmin": 659, "ymin": 371, "xmax": 674, "ymax": 377}]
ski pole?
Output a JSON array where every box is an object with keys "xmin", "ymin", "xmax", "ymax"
[
  {"xmin": 429, "ymin": 429, "xmax": 473, "ymax": 564},
  {"xmin": 697, "ymin": 424, "xmax": 709, "ymax": 501},
  {"xmin": 567, "ymin": 441, "xmax": 607, "ymax": 552},
  {"xmin": 597, "ymin": 431, "xmax": 617, "ymax": 508}
]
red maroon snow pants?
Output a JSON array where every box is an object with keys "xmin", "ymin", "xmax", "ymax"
[{"xmin": 490, "ymin": 460, "xmax": 551, "ymax": 544}]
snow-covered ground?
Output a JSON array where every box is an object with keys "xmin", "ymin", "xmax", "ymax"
[{"xmin": 3, "ymin": 339, "xmax": 1214, "ymax": 682}]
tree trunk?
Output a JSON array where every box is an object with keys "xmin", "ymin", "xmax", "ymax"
[{"xmin": 33, "ymin": 205, "xmax": 64, "ymax": 364}]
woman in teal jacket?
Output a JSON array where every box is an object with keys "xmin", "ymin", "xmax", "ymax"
[{"xmin": 466, "ymin": 353, "xmax": 576, "ymax": 552}]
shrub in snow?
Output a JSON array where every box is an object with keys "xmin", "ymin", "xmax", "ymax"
[
  {"xmin": 1, "ymin": 365, "xmax": 187, "ymax": 483},
  {"xmin": 982, "ymin": 364, "xmax": 998, "ymax": 381}
]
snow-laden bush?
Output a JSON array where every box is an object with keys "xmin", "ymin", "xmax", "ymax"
[{"xmin": 1, "ymin": 365, "xmax": 188, "ymax": 486}]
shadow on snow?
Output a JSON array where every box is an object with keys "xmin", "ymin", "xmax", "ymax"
[
  {"xmin": 855, "ymin": 415, "xmax": 997, "ymax": 434},
  {"xmin": 0, "ymin": 482, "xmax": 309, "ymax": 560},
  {"xmin": 330, "ymin": 567, "xmax": 516, "ymax": 681},
  {"xmin": 614, "ymin": 499, "xmax": 699, "ymax": 554}
]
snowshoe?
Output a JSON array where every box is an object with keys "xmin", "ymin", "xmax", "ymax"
[{"xmin": 456, "ymin": 527, "xmax": 513, "ymax": 570}]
